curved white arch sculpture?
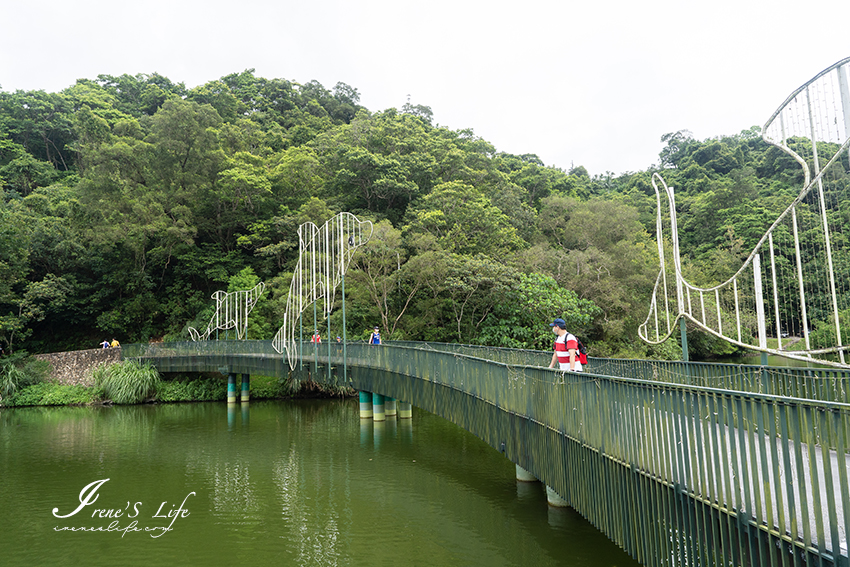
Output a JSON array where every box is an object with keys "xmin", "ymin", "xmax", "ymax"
[
  {"xmin": 273, "ymin": 212, "xmax": 373, "ymax": 369},
  {"xmin": 640, "ymin": 57, "xmax": 850, "ymax": 367},
  {"xmin": 188, "ymin": 282, "xmax": 266, "ymax": 341}
]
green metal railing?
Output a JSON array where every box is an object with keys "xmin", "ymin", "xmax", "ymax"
[
  {"xmin": 125, "ymin": 340, "xmax": 850, "ymax": 566},
  {"xmin": 389, "ymin": 341, "xmax": 850, "ymax": 405},
  {"xmin": 592, "ymin": 357, "xmax": 850, "ymax": 405}
]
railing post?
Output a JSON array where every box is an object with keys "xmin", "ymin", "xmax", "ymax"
[
  {"xmin": 313, "ymin": 296, "xmax": 318, "ymax": 373},
  {"xmin": 326, "ymin": 312, "xmax": 331, "ymax": 383},
  {"xmin": 342, "ymin": 270, "xmax": 348, "ymax": 382},
  {"xmin": 753, "ymin": 253, "xmax": 767, "ymax": 352}
]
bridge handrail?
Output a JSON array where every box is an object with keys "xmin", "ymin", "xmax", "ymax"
[
  {"xmin": 297, "ymin": 341, "xmax": 850, "ymax": 561},
  {"xmin": 123, "ymin": 340, "xmax": 850, "ymax": 405},
  {"xmin": 129, "ymin": 339, "xmax": 850, "ymax": 562},
  {"xmin": 355, "ymin": 340, "xmax": 850, "ymax": 405}
]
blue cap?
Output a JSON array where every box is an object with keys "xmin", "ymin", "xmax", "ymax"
[{"xmin": 549, "ymin": 318, "xmax": 566, "ymax": 328}]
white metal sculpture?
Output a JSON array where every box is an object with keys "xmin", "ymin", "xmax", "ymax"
[
  {"xmin": 273, "ymin": 212, "xmax": 373, "ymax": 369},
  {"xmin": 640, "ymin": 57, "xmax": 850, "ymax": 368},
  {"xmin": 188, "ymin": 282, "xmax": 266, "ymax": 341}
]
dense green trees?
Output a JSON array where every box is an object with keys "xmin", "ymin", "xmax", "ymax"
[{"xmin": 0, "ymin": 71, "xmax": 820, "ymax": 361}]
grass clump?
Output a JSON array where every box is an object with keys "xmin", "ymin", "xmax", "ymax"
[
  {"xmin": 0, "ymin": 362, "xmax": 27, "ymax": 398},
  {"xmin": 0, "ymin": 355, "xmax": 50, "ymax": 401},
  {"xmin": 93, "ymin": 360, "xmax": 161, "ymax": 404}
]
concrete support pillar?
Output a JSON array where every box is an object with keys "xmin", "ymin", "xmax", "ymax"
[
  {"xmin": 372, "ymin": 393, "xmax": 385, "ymax": 422},
  {"xmin": 384, "ymin": 397, "xmax": 397, "ymax": 417},
  {"xmin": 546, "ymin": 485, "xmax": 569, "ymax": 507},
  {"xmin": 398, "ymin": 401, "xmax": 412, "ymax": 419},
  {"xmin": 515, "ymin": 464, "xmax": 537, "ymax": 482},
  {"xmin": 359, "ymin": 391, "xmax": 373, "ymax": 419},
  {"xmin": 227, "ymin": 373, "xmax": 237, "ymax": 404},
  {"xmin": 241, "ymin": 373, "xmax": 250, "ymax": 403}
]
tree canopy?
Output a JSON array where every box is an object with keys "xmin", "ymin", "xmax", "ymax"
[{"xmin": 0, "ymin": 72, "xmax": 818, "ymax": 361}]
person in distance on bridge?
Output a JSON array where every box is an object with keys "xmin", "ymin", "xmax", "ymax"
[
  {"xmin": 369, "ymin": 327, "xmax": 381, "ymax": 345},
  {"xmin": 548, "ymin": 318, "xmax": 582, "ymax": 372}
]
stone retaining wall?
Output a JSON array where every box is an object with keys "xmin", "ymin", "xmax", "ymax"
[{"xmin": 35, "ymin": 348, "xmax": 121, "ymax": 386}]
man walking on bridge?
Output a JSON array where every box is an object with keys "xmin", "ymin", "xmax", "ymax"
[{"xmin": 548, "ymin": 318, "xmax": 582, "ymax": 372}]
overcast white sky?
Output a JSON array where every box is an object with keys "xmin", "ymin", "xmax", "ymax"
[{"xmin": 2, "ymin": 0, "xmax": 849, "ymax": 176}]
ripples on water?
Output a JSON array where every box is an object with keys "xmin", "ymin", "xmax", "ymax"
[{"xmin": 0, "ymin": 400, "xmax": 639, "ymax": 566}]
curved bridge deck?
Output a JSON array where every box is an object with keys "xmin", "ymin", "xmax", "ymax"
[{"xmin": 124, "ymin": 340, "xmax": 850, "ymax": 567}]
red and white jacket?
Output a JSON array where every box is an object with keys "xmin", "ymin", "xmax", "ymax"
[{"xmin": 554, "ymin": 332, "xmax": 582, "ymax": 371}]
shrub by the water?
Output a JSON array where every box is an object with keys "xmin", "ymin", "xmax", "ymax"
[
  {"xmin": 156, "ymin": 376, "xmax": 226, "ymax": 402},
  {"xmin": 251, "ymin": 375, "xmax": 294, "ymax": 399},
  {"xmin": 1, "ymin": 357, "xmax": 346, "ymax": 407},
  {"xmin": 2, "ymin": 382, "xmax": 96, "ymax": 407},
  {"xmin": 93, "ymin": 360, "xmax": 161, "ymax": 404}
]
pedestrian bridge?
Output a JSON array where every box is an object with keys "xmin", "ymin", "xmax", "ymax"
[{"xmin": 123, "ymin": 339, "xmax": 850, "ymax": 567}]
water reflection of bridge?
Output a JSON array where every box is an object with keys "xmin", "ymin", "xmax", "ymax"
[{"xmin": 125, "ymin": 340, "xmax": 850, "ymax": 567}]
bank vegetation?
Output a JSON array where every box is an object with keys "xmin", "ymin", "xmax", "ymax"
[{"xmin": 0, "ymin": 357, "xmax": 345, "ymax": 408}]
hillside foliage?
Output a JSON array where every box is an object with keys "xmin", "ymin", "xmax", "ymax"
[{"xmin": 0, "ymin": 72, "xmax": 815, "ymax": 360}]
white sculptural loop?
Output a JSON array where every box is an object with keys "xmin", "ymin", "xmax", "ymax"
[
  {"xmin": 188, "ymin": 282, "xmax": 266, "ymax": 341},
  {"xmin": 272, "ymin": 212, "xmax": 373, "ymax": 369},
  {"xmin": 640, "ymin": 58, "xmax": 850, "ymax": 368}
]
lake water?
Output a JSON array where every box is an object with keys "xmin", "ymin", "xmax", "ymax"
[{"xmin": 0, "ymin": 399, "xmax": 639, "ymax": 567}]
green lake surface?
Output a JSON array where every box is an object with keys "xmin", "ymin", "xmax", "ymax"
[{"xmin": 0, "ymin": 399, "xmax": 639, "ymax": 567}]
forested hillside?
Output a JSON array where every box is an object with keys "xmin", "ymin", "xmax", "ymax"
[{"xmin": 0, "ymin": 71, "xmax": 811, "ymax": 359}]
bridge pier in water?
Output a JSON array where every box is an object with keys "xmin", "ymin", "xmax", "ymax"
[
  {"xmin": 545, "ymin": 486, "xmax": 569, "ymax": 508},
  {"xmin": 228, "ymin": 373, "xmax": 251, "ymax": 403},
  {"xmin": 359, "ymin": 391, "xmax": 373, "ymax": 418},
  {"xmin": 360, "ymin": 391, "xmax": 412, "ymax": 420},
  {"xmin": 241, "ymin": 373, "xmax": 250, "ymax": 402},
  {"xmin": 515, "ymin": 464, "xmax": 537, "ymax": 482},
  {"xmin": 227, "ymin": 373, "xmax": 238, "ymax": 404},
  {"xmin": 384, "ymin": 397, "xmax": 396, "ymax": 417},
  {"xmin": 515, "ymin": 464, "xmax": 568, "ymax": 508},
  {"xmin": 372, "ymin": 393, "xmax": 385, "ymax": 421}
]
